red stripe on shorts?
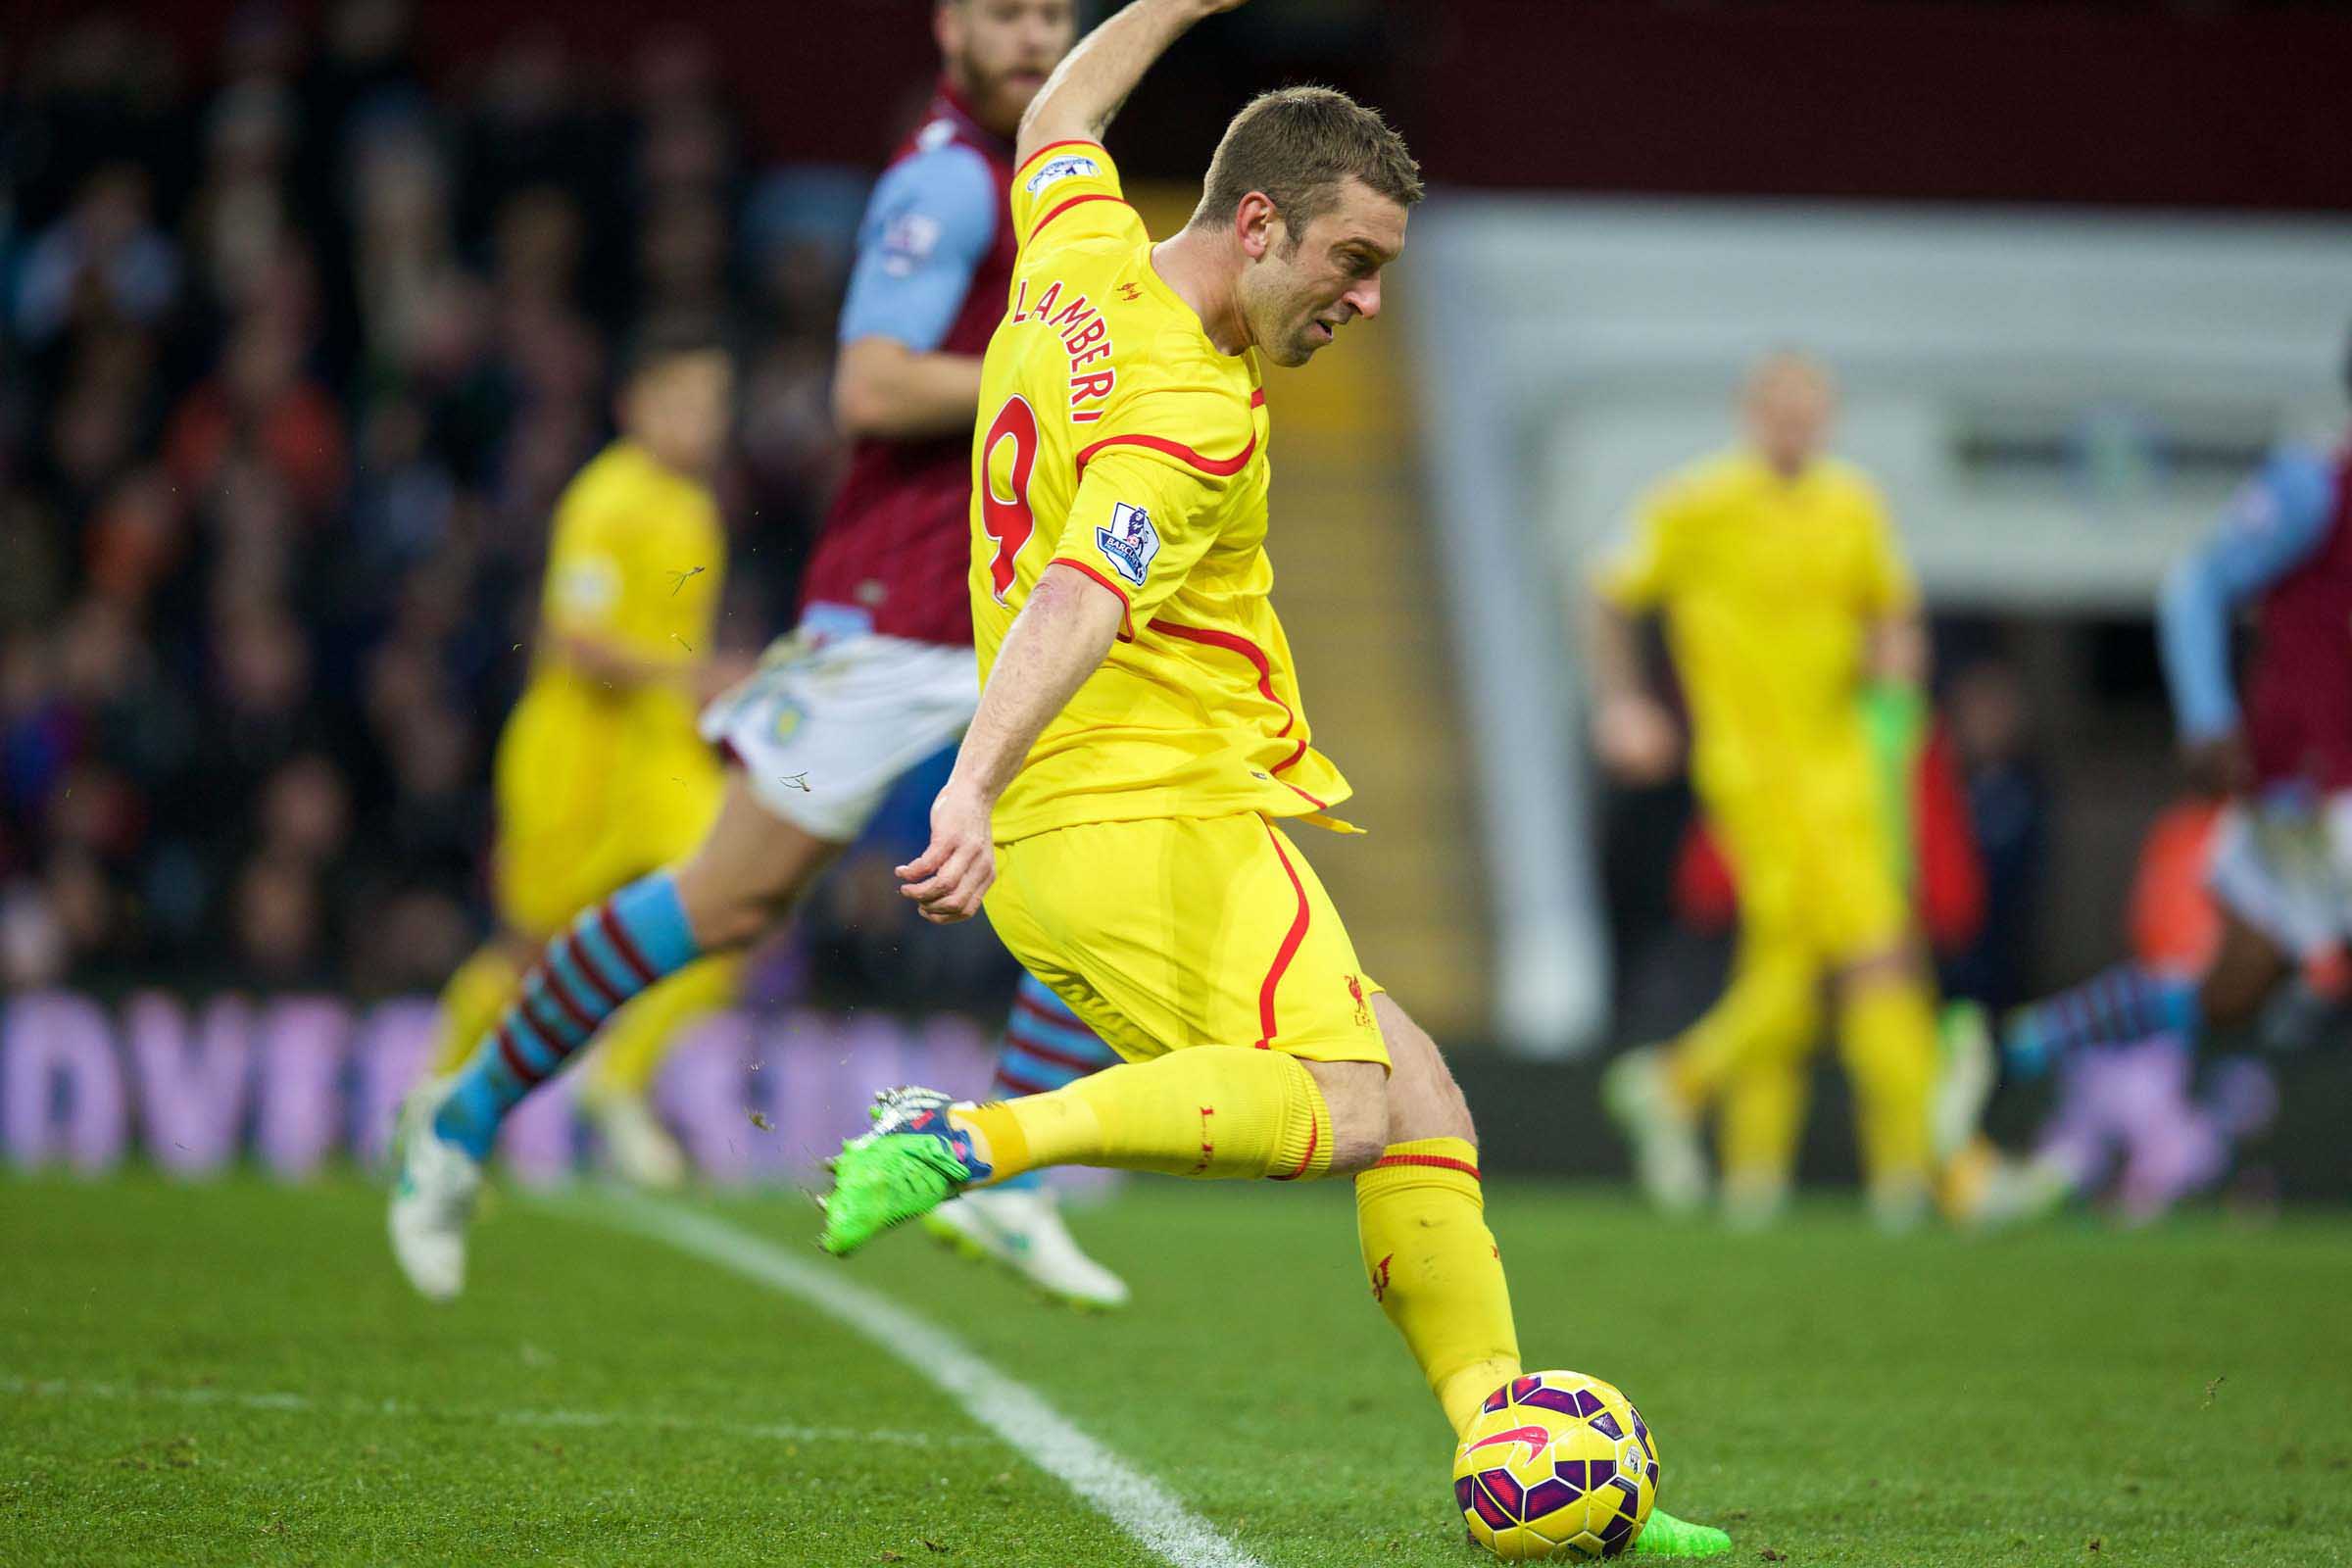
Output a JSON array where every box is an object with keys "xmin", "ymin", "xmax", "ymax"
[{"xmin": 1254, "ymin": 823, "xmax": 1312, "ymax": 1049}]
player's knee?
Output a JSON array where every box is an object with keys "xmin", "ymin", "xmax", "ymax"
[
  {"xmin": 671, "ymin": 859, "xmax": 771, "ymax": 951},
  {"xmin": 1371, "ymin": 995, "xmax": 1477, "ymax": 1150},
  {"xmin": 1388, "ymin": 1064, "xmax": 1476, "ymax": 1150}
]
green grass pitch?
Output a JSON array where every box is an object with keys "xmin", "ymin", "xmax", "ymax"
[{"xmin": 4, "ymin": 1172, "xmax": 2349, "ymax": 1566}]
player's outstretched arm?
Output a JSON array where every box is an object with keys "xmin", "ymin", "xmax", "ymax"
[
  {"xmin": 557, "ymin": 630, "xmax": 697, "ymax": 691},
  {"xmin": 897, "ymin": 565, "xmax": 1126, "ymax": 922},
  {"xmin": 1015, "ymin": 0, "xmax": 1246, "ymax": 170},
  {"xmin": 834, "ymin": 338, "xmax": 984, "ymax": 440},
  {"xmin": 1584, "ymin": 590, "xmax": 1681, "ymax": 785}
]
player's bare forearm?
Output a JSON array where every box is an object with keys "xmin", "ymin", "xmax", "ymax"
[
  {"xmin": 1015, "ymin": 0, "xmax": 1244, "ymax": 168},
  {"xmin": 559, "ymin": 631, "xmax": 696, "ymax": 692},
  {"xmin": 1584, "ymin": 590, "xmax": 1682, "ymax": 783},
  {"xmin": 952, "ymin": 565, "xmax": 1124, "ymax": 805},
  {"xmin": 833, "ymin": 337, "xmax": 985, "ymax": 441},
  {"xmin": 898, "ymin": 566, "xmax": 1123, "ymax": 923},
  {"xmin": 1584, "ymin": 591, "xmax": 1650, "ymax": 707},
  {"xmin": 1868, "ymin": 611, "xmax": 1929, "ymax": 690}
]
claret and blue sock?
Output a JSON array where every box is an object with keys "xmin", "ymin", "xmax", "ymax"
[
  {"xmin": 2003, "ymin": 962, "xmax": 2200, "ymax": 1078},
  {"xmin": 984, "ymin": 973, "xmax": 1125, "ymax": 1194},
  {"xmin": 433, "ymin": 871, "xmax": 703, "ymax": 1158}
]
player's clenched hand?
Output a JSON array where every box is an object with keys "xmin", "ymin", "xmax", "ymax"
[
  {"xmin": 1593, "ymin": 693, "xmax": 1683, "ymax": 785},
  {"xmin": 897, "ymin": 782, "xmax": 996, "ymax": 923}
]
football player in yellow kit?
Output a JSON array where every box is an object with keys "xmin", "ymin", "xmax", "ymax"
[
  {"xmin": 818, "ymin": 2, "xmax": 1726, "ymax": 1553},
  {"xmin": 1591, "ymin": 353, "xmax": 1948, "ymax": 1231},
  {"xmin": 421, "ymin": 326, "xmax": 738, "ymax": 1186}
]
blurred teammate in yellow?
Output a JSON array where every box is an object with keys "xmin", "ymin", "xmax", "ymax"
[
  {"xmin": 423, "ymin": 326, "xmax": 737, "ymax": 1186},
  {"xmin": 1591, "ymin": 353, "xmax": 1944, "ymax": 1231}
]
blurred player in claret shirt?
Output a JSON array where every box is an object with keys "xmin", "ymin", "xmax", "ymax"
[
  {"xmin": 1590, "ymin": 354, "xmax": 1958, "ymax": 1233},
  {"xmin": 813, "ymin": 0, "xmax": 1727, "ymax": 1551},
  {"xmin": 1976, "ymin": 325, "xmax": 2352, "ymax": 1082},
  {"xmin": 418, "ymin": 324, "xmax": 738, "ymax": 1190},
  {"xmin": 394, "ymin": 0, "xmax": 1136, "ymax": 1312}
]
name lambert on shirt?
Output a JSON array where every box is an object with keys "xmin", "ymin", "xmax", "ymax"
[{"xmin": 1009, "ymin": 276, "xmax": 1115, "ymax": 425}]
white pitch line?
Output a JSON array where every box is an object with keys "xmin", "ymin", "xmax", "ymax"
[
  {"xmin": 566, "ymin": 1191, "xmax": 1269, "ymax": 1568},
  {"xmin": 0, "ymin": 1373, "xmax": 980, "ymax": 1449}
]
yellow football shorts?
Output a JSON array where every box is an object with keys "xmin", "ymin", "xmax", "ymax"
[
  {"xmin": 492, "ymin": 691, "xmax": 722, "ymax": 939},
  {"xmin": 1710, "ymin": 765, "xmax": 1908, "ymax": 965},
  {"xmin": 984, "ymin": 811, "xmax": 1390, "ymax": 1069}
]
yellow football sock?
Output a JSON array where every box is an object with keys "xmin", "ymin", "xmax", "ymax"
[
  {"xmin": 1356, "ymin": 1138, "xmax": 1522, "ymax": 1436},
  {"xmin": 1664, "ymin": 933, "xmax": 1819, "ymax": 1112},
  {"xmin": 585, "ymin": 954, "xmax": 742, "ymax": 1101},
  {"xmin": 954, "ymin": 1046, "xmax": 1332, "ymax": 1183},
  {"xmin": 1717, "ymin": 1055, "xmax": 1810, "ymax": 1185},
  {"xmin": 1838, "ymin": 974, "xmax": 1937, "ymax": 1187},
  {"xmin": 428, "ymin": 945, "xmax": 525, "ymax": 1077}
]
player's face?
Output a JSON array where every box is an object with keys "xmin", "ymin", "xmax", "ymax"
[
  {"xmin": 938, "ymin": 0, "xmax": 1075, "ymax": 136},
  {"xmin": 1741, "ymin": 362, "xmax": 1837, "ymax": 475},
  {"xmin": 1241, "ymin": 180, "xmax": 1408, "ymax": 368},
  {"xmin": 629, "ymin": 351, "xmax": 734, "ymax": 477}
]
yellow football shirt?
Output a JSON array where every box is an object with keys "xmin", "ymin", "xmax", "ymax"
[
  {"xmin": 528, "ymin": 439, "xmax": 725, "ymax": 751},
  {"xmin": 1596, "ymin": 447, "xmax": 1913, "ymax": 806},
  {"xmin": 969, "ymin": 140, "xmax": 1350, "ymax": 843}
]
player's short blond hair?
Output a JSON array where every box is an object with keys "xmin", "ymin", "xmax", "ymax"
[{"xmin": 1191, "ymin": 85, "xmax": 1422, "ymax": 247}]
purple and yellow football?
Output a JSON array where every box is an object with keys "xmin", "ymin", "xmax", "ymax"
[{"xmin": 1451, "ymin": 1371, "xmax": 1660, "ymax": 1560}]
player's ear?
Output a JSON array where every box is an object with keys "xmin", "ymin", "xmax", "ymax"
[{"xmin": 1234, "ymin": 191, "xmax": 1281, "ymax": 262}]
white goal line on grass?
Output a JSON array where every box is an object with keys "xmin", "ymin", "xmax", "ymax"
[
  {"xmin": 0, "ymin": 1373, "xmax": 983, "ymax": 1449},
  {"xmin": 563, "ymin": 1191, "xmax": 1271, "ymax": 1568}
]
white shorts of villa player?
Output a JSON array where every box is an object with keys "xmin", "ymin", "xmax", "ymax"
[
  {"xmin": 701, "ymin": 605, "xmax": 979, "ymax": 844},
  {"xmin": 2206, "ymin": 787, "xmax": 2352, "ymax": 959}
]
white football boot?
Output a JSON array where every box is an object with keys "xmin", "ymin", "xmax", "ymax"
[
  {"xmin": 1866, "ymin": 1170, "xmax": 1932, "ymax": 1235},
  {"xmin": 924, "ymin": 1187, "xmax": 1131, "ymax": 1310},
  {"xmin": 387, "ymin": 1081, "xmax": 482, "ymax": 1302},
  {"xmin": 582, "ymin": 1090, "xmax": 689, "ymax": 1191},
  {"xmin": 1720, "ymin": 1166, "xmax": 1791, "ymax": 1232},
  {"xmin": 1601, "ymin": 1046, "xmax": 1709, "ymax": 1215}
]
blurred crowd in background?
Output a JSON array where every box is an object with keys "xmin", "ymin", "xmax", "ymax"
[
  {"xmin": 2, "ymin": 0, "xmax": 2330, "ymax": 1216},
  {"xmin": 0, "ymin": 4, "xmax": 906, "ymax": 997},
  {"xmin": 0, "ymin": 4, "xmax": 2077, "ymax": 1020}
]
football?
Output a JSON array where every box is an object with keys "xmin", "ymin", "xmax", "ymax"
[{"xmin": 1452, "ymin": 1371, "xmax": 1660, "ymax": 1560}]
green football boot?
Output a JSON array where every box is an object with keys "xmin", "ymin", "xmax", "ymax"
[
  {"xmin": 1635, "ymin": 1508, "xmax": 1734, "ymax": 1557},
  {"xmin": 819, "ymin": 1086, "xmax": 988, "ymax": 1257}
]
